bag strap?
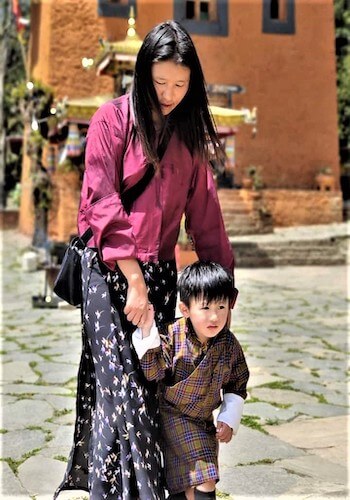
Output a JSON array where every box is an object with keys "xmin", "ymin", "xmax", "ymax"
[
  {"xmin": 82, "ymin": 96, "xmax": 156, "ymax": 242},
  {"xmin": 80, "ymin": 163, "xmax": 154, "ymax": 245},
  {"xmin": 121, "ymin": 164, "xmax": 155, "ymax": 214},
  {"xmin": 80, "ymin": 227, "xmax": 93, "ymax": 243}
]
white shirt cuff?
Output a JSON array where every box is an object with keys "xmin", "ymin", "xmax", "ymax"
[
  {"xmin": 217, "ymin": 393, "xmax": 244, "ymax": 434},
  {"xmin": 132, "ymin": 322, "xmax": 160, "ymax": 359}
]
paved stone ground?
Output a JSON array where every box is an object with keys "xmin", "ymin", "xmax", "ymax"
[{"xmin": 1, "ymin": 228, "xmax": 349, "ymax": 499}]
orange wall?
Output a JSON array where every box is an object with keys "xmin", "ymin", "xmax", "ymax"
[
  {"xmin": 29, "ymin": 0, "xmax": 339, "ymax": 190},
  {"xmin": 193, "ymin": 0, "xmax": 340, "ymax": 189}
]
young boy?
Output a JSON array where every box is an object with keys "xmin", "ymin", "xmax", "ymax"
[{"xmin": 132, "ymin": 261, "xmax": 249, "ymax": 500}]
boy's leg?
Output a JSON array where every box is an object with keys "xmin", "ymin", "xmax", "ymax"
[
  {"xmin": 194, "ymin": 488, "xmax": 216, "ymax": 499},
  {"xmin": 184, "ymin": 482, "xmax": 216, "ymax": 500}
]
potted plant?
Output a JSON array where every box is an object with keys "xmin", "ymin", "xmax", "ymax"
[
  {"xmin": 242, "ymin": 165, "xmax": 264, "ymax": 190},
  {"xmin": 315, "ymin": 166, "xmax": 335, "ymax": 191}
]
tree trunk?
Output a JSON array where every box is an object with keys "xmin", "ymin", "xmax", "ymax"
[{"xmin": 0, "ymin": 1, "xmax": 11, "ymax": 208}]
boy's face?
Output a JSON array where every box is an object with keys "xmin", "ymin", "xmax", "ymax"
[{"xmin": 179, "ymin": 297, "xmax": 230, "ymax": 344}]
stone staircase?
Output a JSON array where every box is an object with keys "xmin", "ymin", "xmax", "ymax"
[
  {"xmin": 217, "ymin": 190, "xmax": 348, "ymax": 267},
  {"xmin": 217, "ymin": 188, "xmax": 273, "ymax": 236},
  {"xmin": 232, "ymin": 236, "xmax": 348, "ymax": 267}
]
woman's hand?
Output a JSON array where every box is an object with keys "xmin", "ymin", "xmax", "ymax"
[
  {"xmin": 216, "ymin": 421, "xmax": 234, "ymax": 443},
  {"xmin": 117, "ymin": 259, "xmax": 149, "ymax": 327}
]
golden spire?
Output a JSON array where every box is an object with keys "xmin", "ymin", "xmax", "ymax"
[{"xmin": 126, "ymin": 6, "xmax": 139, "ymax": 41}]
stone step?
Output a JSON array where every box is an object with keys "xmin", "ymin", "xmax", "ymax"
[
  {"xmin": 218, "ymin": 188, "xmax": 274, "ymax": 236},
  {"xmin": 223, "ymin": 214, "xmax": 274, "ymax": 236},
  {"xmin": 221, "ymin": 205, "xmax": 251, "ymax": 215},
  {"xmin": 232, "ymin": 235, "xmax": 348, "ymax": 267}
]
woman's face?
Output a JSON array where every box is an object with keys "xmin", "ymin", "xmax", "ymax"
[{"xmin": 151, "ymin": 60, "xmax": 190, "ymax": 116}]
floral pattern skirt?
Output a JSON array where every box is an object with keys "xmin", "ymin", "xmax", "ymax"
[{"xmin": 55, "ymin": 248, "xmax": 177, "ymax": 500}]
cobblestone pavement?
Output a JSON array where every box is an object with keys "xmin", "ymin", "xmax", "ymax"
[{"xmin": 1, "ymin": 229, "xmax": 348, "ymax": 499}]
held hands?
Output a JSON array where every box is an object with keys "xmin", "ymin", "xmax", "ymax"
[
  {"xmin": 123, "ymin": 276, "xmax": 149, "ymax": 327},
  {"xmin": 216, "ymin": 421, "xmax": 234, "ymax": 443},
  {"xmin": 116, "ymin": 259, "xmax": 151, "ymax": 328},
  {"xmin": 141, "ymin": 303, "xmax": 155, "ymax": 338}
]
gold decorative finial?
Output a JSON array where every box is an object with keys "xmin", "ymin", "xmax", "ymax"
[{"xmin": 127, "ymin": 6, "xmax": 137, "ymax": 39}]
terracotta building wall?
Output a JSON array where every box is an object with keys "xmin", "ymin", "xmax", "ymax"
[
  {"xmin": 21, "ymin": 0, "xmax": 341, "ymax": 237},
  {"xmin": 30, "ymin": 0, "xmax": 112, "ymax": 98},
  {"xmin": 29, "ymin": 0, "xmax": 173, "ymax": 100},
  {"xmin": 192, "ymin": 0, "xmax": 339, "ymax": 189},
  {"xmin": 29, "ymin": 0, "xmax": 339, "ymax": 189}
]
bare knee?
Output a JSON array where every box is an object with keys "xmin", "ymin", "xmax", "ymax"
[
  {"xmin": 185, "ymin": 481, "xmax": 216, "ymax": 500},
  {"xmin": 196, "ymin": 481, "xmax": 216, "ymax": 492}
]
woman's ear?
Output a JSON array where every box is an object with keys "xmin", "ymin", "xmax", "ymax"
[{"xmin": 179, "ymin": 301, "xmax": 190, "ymax": 318}]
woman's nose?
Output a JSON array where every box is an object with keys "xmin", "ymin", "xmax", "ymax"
[{"xmin": 162, "ymin": 86, "xmax": 174, "ymax": 102}]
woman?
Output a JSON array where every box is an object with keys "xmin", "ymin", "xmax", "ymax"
[{"xmin": 55, "ymin": 20, "xmax": 234, "ymax": 500}]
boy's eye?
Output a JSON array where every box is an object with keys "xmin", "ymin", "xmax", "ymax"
[{"xmin": 219, "ymin": 305, "xmax": 226, "ymax": 309}]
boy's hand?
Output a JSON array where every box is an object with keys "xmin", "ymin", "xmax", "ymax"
[
  {"xmin": 141, "ymin": 303, "xmax": 155, "ymax": 338},
  {"xmin": 216, "ymin": 421, "xmax": 233, "ymax": 443}
]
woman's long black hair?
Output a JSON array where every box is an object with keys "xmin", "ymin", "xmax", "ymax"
[{"xmin": 132, "ymin": 20, "xmax": 225, "ymax": 167}]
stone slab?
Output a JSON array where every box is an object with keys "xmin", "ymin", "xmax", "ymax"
[
  {"xmin": 290, "ymin": 402, "xmax": 347, "ymax": 418},
  {"xmin": 2, "ymin": 352, "xmax": 44, "ymax": 364},
  {"xmin": 219, "ymin": 425, "xmax": 304, "ymax": 467},
  {"xmin": 0, "ymin": 461, "xmax": 30, "ymax": 498},
  {"xmin": 32, "ymin": 393, "xmax": 76, "ymax": 412},
  {"xmin": 218, "ymin": 464, "xmax": 299, "ymax": 498},
  {"xmin": 17, "ymin": 456, "xmax": 67, "ymax": 497},
  {"xmin": 247, "ymin": 372, "xmax": 285, "ymax": 389},
  {"xmin": 1, "ymin": 361, "xmax": 38, "ymax": 383},
  {"xmin": 35, "ymin": 361, "xmax": 79, "ymax": 384},
  {"xmin": 266, "ymin": 415, "xmax": 348, "ymax": 466},
  {"xmin": 251, "ymin": 387, "xmax": 320, "ymax": 405},
  {"xmin": 46, "ymin": 490, "xmax": 88, "ymax": 500},
  {"xmin": 2, "ymin": 399, "xmax": 54, "ymax": 430},
  {"xmin": 1, "ymin": 383, "xmax": 72, "ymax": 396},
  {"xmin": 278, "ymin": 454, "xmax": 347, "ymax": 485},
  {"xmin": 243, "ymin": 402, "xmax": 297, "ymax": 423},
  {"xmin": 1, "ymin": 429, "xmax": 46, "ymax": 460}
]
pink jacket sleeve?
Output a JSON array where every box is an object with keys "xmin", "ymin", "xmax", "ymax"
[
  {"xmin": 79, "ymin": 103, "xmax": 137, "ymax": 269},
  {"xmin": 185, "ymin": 161, "xmax": 235, "ymax": 277}
]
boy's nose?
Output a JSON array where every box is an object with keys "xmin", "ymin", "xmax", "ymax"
[{"xmin": 210, "ymin": 311, "xmax": 218, "ymax": 321}]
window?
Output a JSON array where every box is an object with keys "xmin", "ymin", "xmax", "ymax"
[
  {"xmin": 270, "ymin": 0, "xmax": 288, "ymax": 21},
  {"xmin": 98, "ymin": 0, "xmax": 136, "ymax": 18},
  {"xmin": 262, "ymin": 0, "xmax": 295, "ymax": 34},
  {"xmin": 186, "ymin": 1, "xmax": 195, "ymax": 19},
  {"xmin": 200, "ymin": 2, "xmax": 209, "ymax": 21},
  {"xmin": 174, "ymin": 0, "xmax": 228, "ymax": 37}
]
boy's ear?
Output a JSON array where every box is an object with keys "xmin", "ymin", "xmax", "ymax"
[{"xmin": 179, "ymin": 302, "xmax": 190, "ymax": 318}]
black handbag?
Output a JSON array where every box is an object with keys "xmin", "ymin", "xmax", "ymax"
[
  {"xmin": 53, "ymin": 228, "xmax": 93, "ymax": 306},
  {"xmin": 53, "ymin": 166, "xmax": 155, "ymax": 306}
]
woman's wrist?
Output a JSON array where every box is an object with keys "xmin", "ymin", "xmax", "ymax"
[
  {"xmin": 128, "ymin": 272, "xmax": 146, "ymax": 287},
  {"xmin": 117, "ymin": 259, "xmax": 146, "ymax": 287}
]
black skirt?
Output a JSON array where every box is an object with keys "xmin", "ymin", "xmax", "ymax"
[{"xmin": 55, "ymin": 248, "xmax": 177, "ymax": 500}]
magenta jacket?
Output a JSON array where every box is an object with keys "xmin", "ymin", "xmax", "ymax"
[{"xmin": 78, "ymin": 94, "xmax": 234, "ymax": 273}]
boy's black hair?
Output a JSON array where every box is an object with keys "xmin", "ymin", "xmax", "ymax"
[
  {"xmin": 178, "ymin": 261, "xmax": 235, "ymax": 307},
  {"xmin": 132, "ymin": 20, "xmax": 225, "ymax": 167}
]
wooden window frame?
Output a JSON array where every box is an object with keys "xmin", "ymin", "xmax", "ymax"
[
  {"xmin": 262, "ymin": 0, "xmax": 295, "ymax": 35},
  {"xmin": 98, "ymin": 0, "xmax": 136, "ymax": 18},
  {"xmin": 174, "ymin": 0, "xmax": 228, "ymax": 37}
]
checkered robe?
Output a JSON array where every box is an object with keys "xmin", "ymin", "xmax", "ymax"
[{"xmin": 139, "ymin": 317, "xmax": 249, "ymax": 494}]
